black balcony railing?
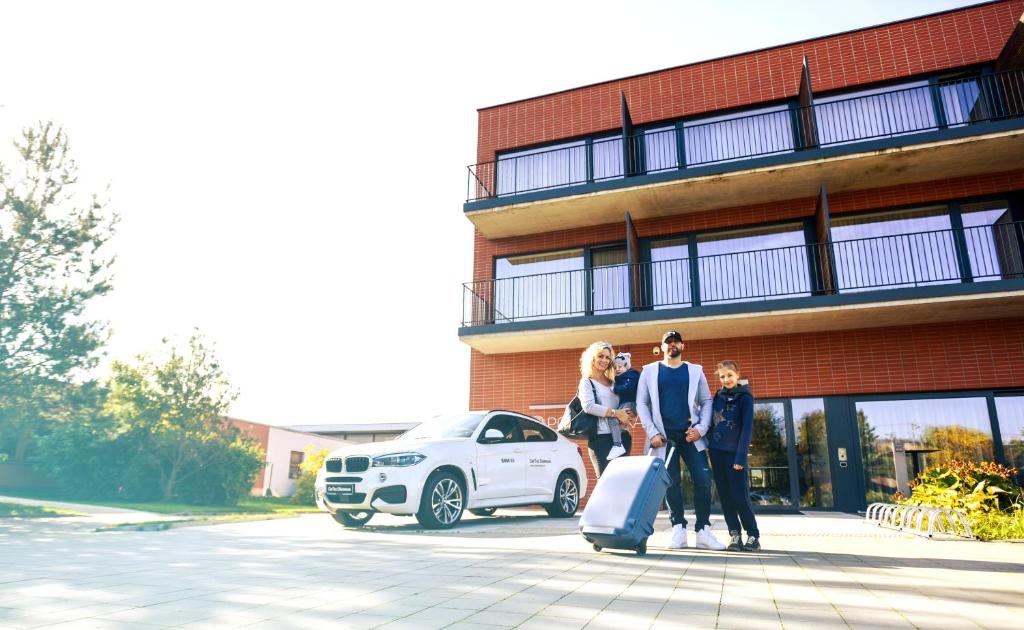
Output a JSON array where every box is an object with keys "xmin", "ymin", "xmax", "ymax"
[
  {"xmin": 461, "ymin": 222, "xmax": 1024, "ymax": 327},
  {"xmin": 466, "ymin": 68, "xmax": 1024, "ymax": 203}
]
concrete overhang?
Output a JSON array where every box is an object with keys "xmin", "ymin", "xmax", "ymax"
[
  {"xmin": 465, "ymin": 124, "xmax": 1024, "ymax": 239},
  {"xmin": 458, "ymin": 288, "xmax": 1024, "ymax": 355}
]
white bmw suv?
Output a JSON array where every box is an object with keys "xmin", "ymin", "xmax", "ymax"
[{"xmin": 315, "ymin": 411, "xmax": 589, "ymax": 529}]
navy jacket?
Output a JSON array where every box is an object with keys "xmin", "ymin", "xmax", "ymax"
[
  {"xmin": 708, "ymin": 385, "xmax": 754, "ymax": 467},
  {"xmin": 613, "ymin": 369, "xmax": 640, "ymax": 404}
]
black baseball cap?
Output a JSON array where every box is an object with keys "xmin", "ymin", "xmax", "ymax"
[{"xmin": 661, "ymin": 330, "xmax": 683, "ymax": 344}]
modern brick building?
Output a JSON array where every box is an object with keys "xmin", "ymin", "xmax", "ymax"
[{"xmin": 459, "ymin": 0, "xmax": 1024, "ymax": 512}]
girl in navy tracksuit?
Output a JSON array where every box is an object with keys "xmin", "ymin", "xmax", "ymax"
[{"xmin": 708, "ymin": 360, "xmax": 761, "ymax": 551}]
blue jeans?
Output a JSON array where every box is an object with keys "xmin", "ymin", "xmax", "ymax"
[{"xmin": 664, "ymin": 430, "xmax": 712, "ymax": 530}]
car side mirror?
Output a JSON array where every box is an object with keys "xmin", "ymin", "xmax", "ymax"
[{"xmin": 481, "ymin": 428, "xmax": 505, "ymax": 443}]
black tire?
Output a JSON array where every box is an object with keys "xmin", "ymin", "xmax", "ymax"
[
  {"xmin": 469, "ymin": 507, "xmax": 497, "ymax": 517},
  {"xmin": 416, "ymin": 471, "xmax": 465, "ymax": 529},
  {"xmin": 544, "ymin": 471, "xmax": 580, "ymax": 518},
  {"xmin": 331, "ymin": 510, "xmax": 374, "ymax": 528},
  {"xmin": 592, "ymin": 543, "xmax": 602, "ymax": 552}
]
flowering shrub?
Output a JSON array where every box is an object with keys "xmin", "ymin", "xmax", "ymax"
[{"xmin": 898, "ymin": 460, "xmax": 1024, "ymax": 540}]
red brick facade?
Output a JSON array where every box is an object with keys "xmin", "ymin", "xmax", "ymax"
[{"xmin": 476, "ymin": 0, "xmax": 1024, "ymax": 164}]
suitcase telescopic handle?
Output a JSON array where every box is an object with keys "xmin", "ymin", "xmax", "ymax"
[{"xmin": 648, "ymin": 438, "xmax": 676, "ymax": 462}]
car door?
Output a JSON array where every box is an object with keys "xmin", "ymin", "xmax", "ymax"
[
  {"xmin": 517, "ymin": 417, "xmax": 561, "ymax": 496},
  {"xmin": 473, "ymin": 414, "xmax": 526, "ymax": 500}
]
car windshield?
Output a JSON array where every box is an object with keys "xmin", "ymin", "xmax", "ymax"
[{"xmin": 398, "ymin": 413, "xmax": 486, "ymax": 440}]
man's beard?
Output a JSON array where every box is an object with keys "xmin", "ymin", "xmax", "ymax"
[{"xmin": 667, "ymin": 347, "xmax": 681, "ymax": 358}]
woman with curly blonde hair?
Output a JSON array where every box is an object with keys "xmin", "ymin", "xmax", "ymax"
[{"xmin": 578, "ymin": 341, "xmax": 633, "ymax": 476}]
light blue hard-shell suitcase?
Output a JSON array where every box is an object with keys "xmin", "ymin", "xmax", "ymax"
[{"xmin": 578, "ymin": 445, "xmax": 674, "ymax": 556}]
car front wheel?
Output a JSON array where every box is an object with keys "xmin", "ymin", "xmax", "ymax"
[
  {"xmin": 331, "ymin": 510, "xmax": 374, "ymax": 528},
  {"xmin": 545, "ymin": 472, "xmax": 580, "ymax": 518},
  {"xmin": 416, "ymin": 471, "xmax": 465, "ymax": 529}
]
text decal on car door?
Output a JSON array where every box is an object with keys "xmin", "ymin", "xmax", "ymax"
[{"xmin": 501, "ymin": 458, "xmax": 515, "ymax": 463}]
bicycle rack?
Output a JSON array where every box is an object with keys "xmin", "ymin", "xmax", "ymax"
[{"xmin": 865, "ymin": 503, "xmax": 974, "ymax": 539}]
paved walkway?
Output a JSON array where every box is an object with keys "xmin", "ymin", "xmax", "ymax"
[
  {"xmin": 1, "ymin": 509, "xmax": 1021, "ymax": 629},
  {"xmin": 0, "ymin": 495, "xmax": 184, "ymax": 527}
]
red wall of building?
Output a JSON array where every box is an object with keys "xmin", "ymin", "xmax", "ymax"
[
  {"xmin": 469, "ymin": 318, "xmax": 1024, "ymax": 487},
  {"xmin": 476, "ymin": 1, "xmax": 1024, "ymax": 163}
]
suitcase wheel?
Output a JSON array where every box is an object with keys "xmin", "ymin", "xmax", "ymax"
[
  {"xmin": 635, "ymin": 539, "xmax": 647, "ymax": 556},
  {"xmin": 592, "ymin": 543, "xmax": 602, "ymax": 552}
]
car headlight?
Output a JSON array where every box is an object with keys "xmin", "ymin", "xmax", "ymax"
[{"xmin": 372, "ymin": 452, "xmax": 426, "ymax": 467}]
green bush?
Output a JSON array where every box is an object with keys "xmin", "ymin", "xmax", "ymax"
[
  {"xmin": 291, "ymin": 447, "xmax": 331, "ymax": 505},
  {"xmin": 899, "ymin": 460, "xmax": 1024, "ymax": 541}
]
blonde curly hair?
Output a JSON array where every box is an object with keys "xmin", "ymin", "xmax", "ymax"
[{"xmin": 580, "ymin": 341, "xmax": 615, "ymax": 381}]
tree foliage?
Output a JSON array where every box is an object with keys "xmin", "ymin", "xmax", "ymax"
[
  {"xmin": 0, "ymin": 122, "xmax": 117, "ymax": 460},
  {"xmin": 37, "ymin": 332, "xmax": 264, "ymax": 505}
]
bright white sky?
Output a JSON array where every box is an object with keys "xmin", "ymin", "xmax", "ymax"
[{"xmin": 0, "ymin": 0, "xmax": 978, "ymax": 426}]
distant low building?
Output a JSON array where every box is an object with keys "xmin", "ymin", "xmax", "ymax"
[
  {"xmin": 230, "ymin": 418, "xmax": 351, "ymax": 497},
  {"xmin": 289, "ymin": 422, "xmax": 420, "ymax": 444}
]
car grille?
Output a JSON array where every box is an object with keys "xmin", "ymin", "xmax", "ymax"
[
  {"xmin": 345, "ymin": 456, "xmax": 370, "ymax": 473},
  {"xmin": 326, "ymin": 492, "xmax": 367, "ymax": 504},
  {"xmin": 325, "ymin": 458, "xmax": 343, "ymax": 473}
]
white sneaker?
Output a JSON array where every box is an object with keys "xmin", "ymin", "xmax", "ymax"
[
  {"xmin": 695, "ymin": 525, "xmax": 726, "ymax": 550},
  {"xmin": 607, "ymin": 444, "xmax": 626, "ymax": 460},
  {"xmin": 668, "ymin": 524, "xmax": 687, "ymax": 549}
]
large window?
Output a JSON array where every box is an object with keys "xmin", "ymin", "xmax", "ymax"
[
  {"xmin": 696, "ymin": 223, "xmax": 810, "ymax": 304},
  {"xmin": 748, "ymin": 402, "xmax": 792, "ymax": 506},
  {"xmin": 288, "ymin": 451, "xmax": 304, "ymax": 480},
  {"xmin": 832, "ymin": 207, "xmax": 958, "ymax": 291},
  {"xmin": 647, "ymin": 237, "xmax": 691, "ymax": 309},
  {"xmin": 995, "ymin": 396, "xmax": 1024, "ymax": 477},
  {"xmin": 592, "ymin": 135, "xmax": 624, "ymax": 181},
  {"xmin": 591, "ymin": 246, "xmax": 629, "ymax": 314},
  {"xmin": 793, "ymin": 399, "xmax": 833, "ymax": 509},
  {"xmin": 494, "ymin": 249, "xmax": 584, "ymax": 322},
  {"xmin": 815, "ymin": 81, "xmax": 936, "ymax": 146},
  {"xmin": 496, "ymin": 140, "xmax": 586, "ymax": 196},
  {"xmin": 856, "ymin": 397, "xmax": 995, "ymax": 503},
  {"xmin": 642, "ymin": 125, "xmax": 679, "ymax": 173},
  {"xmin": 684, "ymin": 104, "xmax": 794, "ymax": 166}
]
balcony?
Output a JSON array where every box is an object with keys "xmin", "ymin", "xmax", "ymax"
[
  {"xmin": 465, "ymin": 70, "xmax": 1024, "ymax": 239},
  {"xmin": 459, "ymin": 222, "xmax": 1024, "ymax": 354}
]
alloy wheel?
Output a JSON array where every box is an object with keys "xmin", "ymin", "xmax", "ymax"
[
  {"xmin": 431, "ymin": 478, "xmax": 463, "ymax": 525},
  {"xmin": 559, "ymin": 477, "xmax": 579, "ymax": 513}
]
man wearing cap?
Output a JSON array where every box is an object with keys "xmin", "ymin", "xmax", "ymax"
[{"xmin": 636, "ymin": 330, "xmax": 726, "ymax": 550}]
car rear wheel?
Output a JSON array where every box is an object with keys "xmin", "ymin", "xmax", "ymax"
[
  {"xmin": 544, "ymin": 471, "xmax": 580, "ymax": 518},
  {"xmin": 331, "ymin": 510, "xmax": 374, "ymax": 528},
  {"xmin": 469, "ymin": 507, "xmax": 497, "ymax": 517},
  {"xmin": 416, "ymin": 471, "xmax": 465, "ymax": 529}
]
